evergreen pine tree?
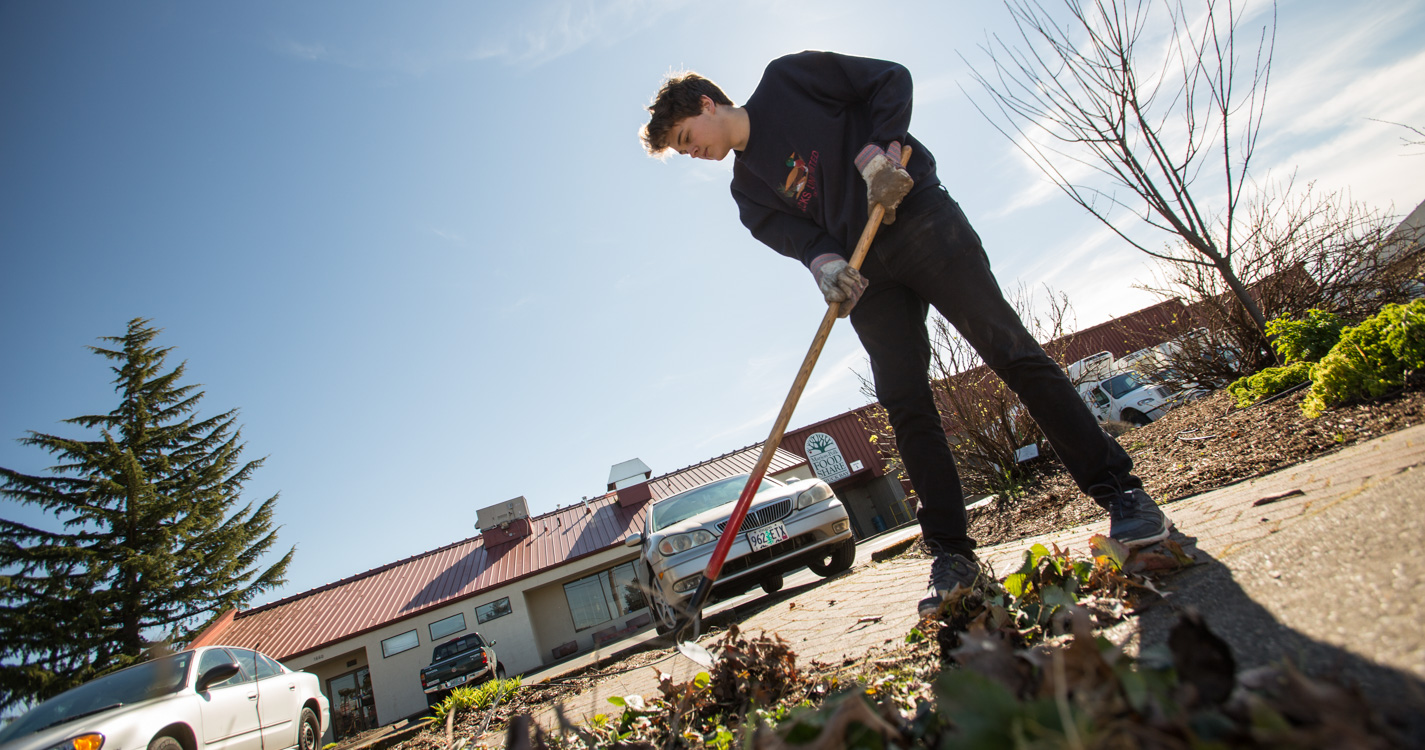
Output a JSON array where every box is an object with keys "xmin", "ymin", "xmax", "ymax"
[{"xmin": 0, "ymin": 319, "xmax": 294, "ymax": 714}]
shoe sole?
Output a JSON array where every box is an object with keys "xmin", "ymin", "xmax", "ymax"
[
  {"xmin": 917, "ymin": 601, "xmax": 943, "ymax": 618},
  {"xmin": 1117, "ymin": 517, "xmax": 1174, "ymax": 549}
]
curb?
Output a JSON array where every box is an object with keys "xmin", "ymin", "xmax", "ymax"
[{"xmin": 870, "ymin": 534, "xmax": 921, "ymax": 563}]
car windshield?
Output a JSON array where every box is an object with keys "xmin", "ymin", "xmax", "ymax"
[
  {"xmin": 649, "ymin": 475, "xmax": 779, "ymax": 532},
  {"xmin": 0, "ymin": 653, "xmax": 193, "ymax": 742},
  {"xmin": 432, "ymin": 634, "xmax": 484, "ymax": 662},
  {"xmin": 1103, "ymin": 372, "xmax": 1145, "ymax": 398}
]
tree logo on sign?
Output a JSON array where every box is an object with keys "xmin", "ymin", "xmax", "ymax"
[{"xmin": 804, "ymin": 432, "xmax": 851, "ymax": 483}]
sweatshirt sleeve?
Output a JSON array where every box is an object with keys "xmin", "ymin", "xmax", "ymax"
[{"xmin": 732, "ymin": 170, "xmax": 845, "ymax": 269}]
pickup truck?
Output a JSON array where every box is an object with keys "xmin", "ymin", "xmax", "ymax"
[{"xmin": 419, "ymin": 632, "xmax": 504, "ymax": 705}]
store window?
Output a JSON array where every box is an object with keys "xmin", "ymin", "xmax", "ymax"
[
  {"xmin": 329, "ymin": 667, "xmax": 377, "ymax": 740},
  {"xmin": 476, "ymin": 597, "xmax": 512, "ymax": 624},
  {"xmin": 429, "ymin": 612, "xmax": 466, "ymax": 641},
  {"xmin": 562, "ymin": 562, "xmax": 647, "ymax": 631},
  {"xmin": 380, "ymin": 629, "xmax": 419, "ymax": 658}
]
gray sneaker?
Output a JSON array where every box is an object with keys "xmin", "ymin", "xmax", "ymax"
[
  {"xmin": 1091, "ymin": 485, "xmax": 1172, "ymax": 548},
  {"xmin": 916, "ymin": 550, "xmax": 982, "ymax": 618}
]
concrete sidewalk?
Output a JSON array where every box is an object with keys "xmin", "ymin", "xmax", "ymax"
[{"xmin": 533, "ymin": 422, "xmax": 1425, "ymax": 732}]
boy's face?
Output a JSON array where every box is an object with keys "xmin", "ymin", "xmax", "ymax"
[{"xmin": 669, "ymin": 95, "xmax": 735, "ymax": 161}]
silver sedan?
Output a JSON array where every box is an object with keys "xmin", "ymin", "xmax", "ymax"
[
  {"xmin": 0, "ymin": 647, "xmax": 330, "ymax": 750},
  {"xmin": 625, "ymin": 474, "xmax": 855, "ymax": 634}
]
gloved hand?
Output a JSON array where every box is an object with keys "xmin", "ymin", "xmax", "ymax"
[
  {"xmin": 810, "ymin": 253, "xmax": 868, "ymax": 318},
  {"xmin": 857, "ymin": 143, "xmax": 913, "ymax": 224}
]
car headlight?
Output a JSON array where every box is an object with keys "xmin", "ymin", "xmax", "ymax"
[
  {"xmin": 657, "ymin": 529, "xmax": 716, "ymax": 556},
  {"xmin": 795, "ymin": 481, "xmax": 833, "ymax": 509},
  {"xmin": 48, "ymin": 735, "xmax": 104, "ymax": 750}
]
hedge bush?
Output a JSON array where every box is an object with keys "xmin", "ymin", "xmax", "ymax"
[
  {"xmin": 1227, "ymin": 361, "xmax": 1315, "ymax": 408},
  {"xmin": 1265, "ymin": 308, "xmax": 1346, "ymax": 364},
  {"xmin": 426, "ymin": 675, "xmax": 522, "ymax": 727},
  {"xmin": 1225, "ymin": 309, "xmax": 1346, "ymax": 407},
  {"xmin": 1302, "ymin": 300, "xmax": 1425, "ymax": 418}
]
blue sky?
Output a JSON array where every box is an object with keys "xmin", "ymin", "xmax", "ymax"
[{"xmin": 3, "ymin": 0, "xmax": 1422, "ymax": 608}]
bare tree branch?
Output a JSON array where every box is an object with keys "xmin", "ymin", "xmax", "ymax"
[{"xmin": 967, "ymin": 0, "xmax": 1276, "ymax": 333}]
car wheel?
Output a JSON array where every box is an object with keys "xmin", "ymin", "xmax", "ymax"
[
  {"xmin": 808, "ymin": 538, "xmax": 855, "ymax": 577},
  {"xmin": 299, "ymin": 707, "xmax": 319, "ymax": 750},
  {"xmin": 652, "ymin": 589, "xmax": 701, "ymax": 637},
  {"xmin": 148, "ymin": 736, "xmax": 184, "ymax": 750},
  {"xmin": 651, "ymin": 590, "xmax": 679, "ymax": 636},
  {"xmin": 1121, "ymin": 409, "xmax": 1152, "ymax": 426},
  {"xmin": 760, "ymin": 573, "xmax": 784, "ymax": 594},
  {"xmin": 496, "ymin": 664, "xmax": 507, "ymax": 680}
]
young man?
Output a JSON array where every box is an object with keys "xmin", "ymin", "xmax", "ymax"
[{"xmin": 640, "ymin": 51, "xmax": 1171, "ymax": 617}]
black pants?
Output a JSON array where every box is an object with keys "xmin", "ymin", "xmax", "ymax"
[{"xmin": 849, "ymin": 187, "xmax": 1139, "ymax": 558}]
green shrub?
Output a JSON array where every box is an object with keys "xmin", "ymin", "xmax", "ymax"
[
  {"xmin": 1266, "ymin": 308, "xmax": 1346, "ymax": 364},
  {"xmin": 1302, "ymin": 300, "xmax": 1425, "ymax": 417},
  {"xmin": 425, "ymin": 675, "xmax": 522, "ymax": 727},
  {"xmin": 1227, "ymin": 361, "xmax": 1315, "ymax": 407}
]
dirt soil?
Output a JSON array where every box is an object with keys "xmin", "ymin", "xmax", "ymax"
[{"xmin": 965, "ymin": 386, "xmax": 1425, "ymax": 548}]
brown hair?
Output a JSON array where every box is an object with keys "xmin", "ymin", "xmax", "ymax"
[{"xmin": 639, "ymin": 72, "xmax": 733, "ymax": 155}]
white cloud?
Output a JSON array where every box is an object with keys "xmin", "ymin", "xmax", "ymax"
[
  {"xmin": 490, "ymin": 0, "xmax": 693, "ymax": 66},
  {"xmin": 429, "ymin": 227, "xmax": 464, "ymax": 244},
  {"xmin": 279, "ymin": 40, "xmax": 328, "ymax": 61},
  {"xmin": 500, "ymin": 295, "xmax": 542, "ymax": 318}
]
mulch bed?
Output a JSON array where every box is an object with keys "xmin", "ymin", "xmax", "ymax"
[{"xmin": 964, "ymin": 386, "xmax": 1425, "ymax": 547}]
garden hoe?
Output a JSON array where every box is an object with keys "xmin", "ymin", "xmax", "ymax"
[{"xmin": 672, "ymin": 147, "xmax": 913, "ymax": 662}]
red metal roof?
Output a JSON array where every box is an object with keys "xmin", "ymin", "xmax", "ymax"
[
  {"xmin": 1051, "ymin": 298, "xmax": 1194, "ymax": 363},
  {"xmin": 192, "ymin": 445, "xmax": 807, "ymax": 661}
]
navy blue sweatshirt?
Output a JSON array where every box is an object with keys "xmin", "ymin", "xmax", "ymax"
[{"xmin": 732, "ymin": 51, "xmax": 941, "ymax": 269}]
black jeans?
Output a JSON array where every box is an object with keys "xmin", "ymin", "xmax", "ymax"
[{"xmin": 849, "ymin": 187, "xmax": 1138, "ymax": 558}]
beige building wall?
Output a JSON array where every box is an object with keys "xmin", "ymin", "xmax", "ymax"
[{"xmin": 522, "ymin": 546, "xmax": 645, "ymax": 662}]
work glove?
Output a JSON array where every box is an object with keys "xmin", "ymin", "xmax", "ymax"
[
  {"xmin": 856, "ymin": 142, "xmax": 913, "ymax": 224},
  {"xmin": 810, "ymin": 253, "xmax": 868, "ymax": 318}
]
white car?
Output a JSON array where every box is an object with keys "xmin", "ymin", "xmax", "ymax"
[
  {"xmin": 624, "ymin": 473, "xmax": 855, "ymax": 634},
  {"xmin": 0, "ymin": 647, "xmax": 330, "ymax": 750}
]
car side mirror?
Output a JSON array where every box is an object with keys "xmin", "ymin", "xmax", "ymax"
[
  {"xmin": 196, "ymin": 662, "xmax": 241, "ymax": 692},
  {"xmin": 488, "ymin": 640, "xmax": 497, "ymax": 646},
  {"xmin": 623, "ymin": 533, "xmax": 642, "ymax": 548}
]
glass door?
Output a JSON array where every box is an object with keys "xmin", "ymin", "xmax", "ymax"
[{"xmin": 328, "ymin": 667, "xmax": 378, "ymax": 740}]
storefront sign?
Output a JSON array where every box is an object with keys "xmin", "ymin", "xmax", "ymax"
[{"xmin": 805, "ymin": 432, "xmax": 851, "ymax": 482}]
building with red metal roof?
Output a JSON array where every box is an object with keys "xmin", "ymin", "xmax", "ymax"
[{"xmin": 189, "ymin": 444, "xmax": 819, "ymax": 736}]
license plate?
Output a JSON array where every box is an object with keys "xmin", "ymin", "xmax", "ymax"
[
  {"xmin": 443, "ymin": 674, "xmax": 468, "ymax": 690},
  {"xmin": 747, "ymin": 522, "xmax": 789, "ymax": 551}
]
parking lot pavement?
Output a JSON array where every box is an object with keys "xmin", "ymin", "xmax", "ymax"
[{"xmin": 534, "ymin": 422, "xmax": 1425, "ymax": 733}]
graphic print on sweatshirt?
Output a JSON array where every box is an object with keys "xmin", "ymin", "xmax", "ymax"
[{"xmin": 778, "ymin": 151, "xmax": 819, "ymax": 212}]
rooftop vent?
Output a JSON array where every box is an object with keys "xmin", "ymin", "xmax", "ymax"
[
  {"xmin": 476, "ymin": 496, "xmax": 530, "ymax": 533},
  {"xmin": 607, "ymin": 458, "xmax": 652, "ymax": 491}
]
